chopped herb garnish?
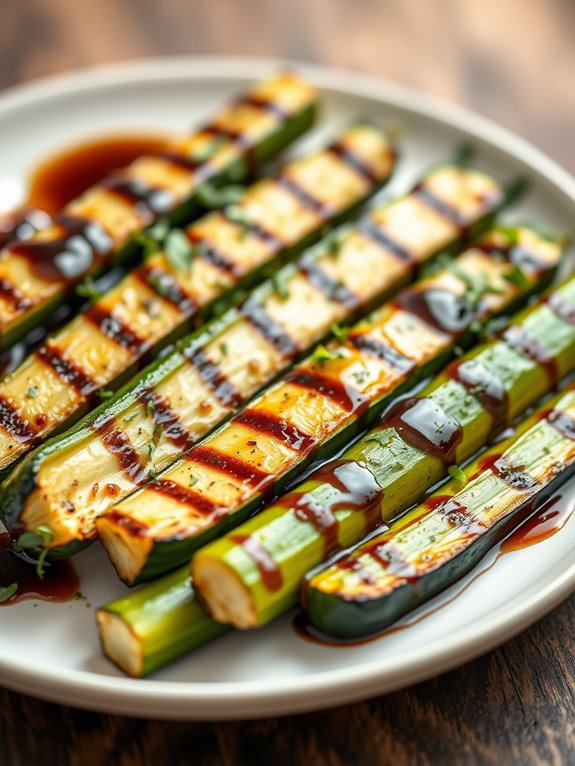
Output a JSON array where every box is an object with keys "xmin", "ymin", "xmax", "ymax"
[
  {"xmin": 504, "ymin": 265, "xmax": 530, "ymax": 288},
  {"xmin": 0, "ymin": 583, "xmax": 18, "ymax": 603},
  {"xmin": 76, "ymin": 275, "xmax": 102, "ymax": 301},
  {"xmin": 324, "ymin": 228, "xmax": 348, "ymax": 257},
  {"xmin": 189, "ymin": 475, "xmax": 199, "ymax": 487},
  {"xmin": 26, "ymin": 385, "xmax": 39, "ymax": 399},
  {"xmin": 165, "ymin": 229, "xmax": 195, "ymax": 274},
  {"xmin": 146, "ymin": 399, "xmax": 155, "ymax": 418},
  {"xmin": 328, "ymin": 280, "xmax": 346, "ymax": 301},
  {"xmin": 330, "ymin": 323, "xmax": 349, "ymax": 343},
  {"xmin": 311, "ymin": 345, "xmax": 344, "ymax": 365},
  {"xmin": 197, "ymin": 182, "xmax": 246, "ymax": 210},
  {"xmin": 448, "ymin": 262, "xmax": 503, "ymax": 308},
  {"xmin": 220, "ymin": 342, "xmax": 228, "ymax": 357},
  {"xmin": 15, "ymin": 525, "xmax": 54, "ymax": 580},
  {"xmin": 123, "ymin": 412, "xmax": 138, "ymax": 424},
  {"xmin": 272, "ymin": 270, "xmax": 290, "ymax": 300},
  {"xmin": 189, "ymin": 137, "xmax": 225, "ymax": 163},
  {"xmin": 146, "ymin": 217, "xmax": 171, "ymax": 243},
  {"xmin": 225, "ymin": 205, "xmax": 253, "ymax": 239},
  {"xmin": 99, "ymin": 389, "xmax": 114, "ymax": 401},
  {"xmin": 351, "ymin": 369, "xmax": 370, "ymax": 385},
  {"xmin": 448, "ymin": 464, "xmax": 467, "ymax": 483},
  {"xmin": 146, "ymin": 272, "xmax": 170, "ymax": 298}
]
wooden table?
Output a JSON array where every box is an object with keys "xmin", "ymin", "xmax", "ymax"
[{"xmin": 1, "ymin": 1, "xmax": 574, "ymax": 763}]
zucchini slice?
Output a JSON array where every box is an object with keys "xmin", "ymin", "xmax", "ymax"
[
  {"xmin": 2, "ymin": 162, "xmax": 505, "ymax": 557},
  {"xmin": 0, "ymin": 122, "xmax": 394, "ymax": 475},
  {"xmin": 304, "ymin": 380, "xmax": 575, "ymax": 639},
  {"xmin": 96, "ymin": 225, "xmax": 560, "ymax": 585},
  {"xmin": 0, "ymin": 72, "xmax": 318, "ymax": 351},
  {"xmin": 193, "ymin": 273, "xmax": 575, "ymax": 629}
]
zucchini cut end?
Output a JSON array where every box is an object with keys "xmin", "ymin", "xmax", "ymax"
[
  {"xmin": 96, "ymin": 609, "xmax": 144, "ymax": 678},
  {"xmin": 192, "ymin": 555, "xmax": 257, "ymax": 629},
  {"xmin": 96, "ymin": 516, "xmax": 152, "ymax": 585}
]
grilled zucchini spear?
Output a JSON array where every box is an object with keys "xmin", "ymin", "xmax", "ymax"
[
  {"xmin": 193, "ymin": 272, "xmax": 575, "ymax": 629},
  {"xmin": 96, "ymin": 244, "xmax": 570, "ymax": 677},
  {"xmin": 304, "ymin": 380, "xmax": 575, "ymax": 639},
  {"xmin": 96, "ymin": 225, "xmax": 559, "ymax": 585},
  {"xmin": 0, "ymin": 72, "xmax": 318, "ymax": 351},
  {"xmin": 0, "ymin": 123, "xmax": 394, "ymax": 475},
  {"xmin": 5, "ymin": 162, "xmax": 506, "ymax": 558}
]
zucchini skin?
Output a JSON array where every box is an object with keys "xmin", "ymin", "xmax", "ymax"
[
  {"xmin": 192, "ymin": 272, "xmax": 575, "ymax": 629},
  {"xmin": 4, "ymin": 162, "xmax": 504, "ymax": 558},
  {"xmin": 97, "ymin": 225, "xmax": 560, "ymax": 585},
  {"xmin": 96, "ymin": 566, "xmax": 228, "ymax": 677},
  {"xmin": 0, "ymin": 122, "xmax": 393, "ymax": 476},
  {"xmin": 304, "ymin": 383, "xmax": 575, "ymax": 639},
  {"xmin": 0, "ymin": 72, "xmax": 319, "ymax": 351}
]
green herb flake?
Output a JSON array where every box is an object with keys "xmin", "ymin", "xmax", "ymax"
[
  {"xmin": 448, "ymin": 464, "xmax": 467, "ymax": 483},
  {"xmin": 123, "ymin": 412, "xmax": 138, "ymax": 424},
  {"xmin": 330, "ymin": 323, "xmax": 349, "ymax": 343},
  {"xmin": 225, "ymin": 205, "xmax": 253, "ymax": 240},
  {"xmin": 15, "ymin": 525, "xmax": 54, "ymax": 580},
  {"xmin": 504, "ymin": 265, "xmax": 530, "ymax": 289},
  {"xmin": 189, "ymin": 137, "xmax": 225, "ymax": 163},
  {"xmin": 197, "ymin": 182, "xmax": 246, "ymax": 210},
  {"xmin": 219, "ymin": 342, "xmax": 229, "ymax": 357},
  {"xmin": 99, "ymin": 389, "xmax": 114, "ymax": 401},
  {"xmin": 189, "ymin": 475, "xmax": 199, "ymax": 487},
  {"xmin": 26, "ymin": 386, "xmax": 39, "ymax": 399},
  {"xmin": 165, "ymin": 229, "xmax": 195, "ymax": 274},
  {"xmin": 0, "ymin": 583, "xmax": 18, "ymax": 603},
  {"xmin": 272, "ymin": 270, "xmax": 290, "ymax": 300},
  {"xmin": 76, "ymin": 275, "xmax": 103, "ymax": 301},
  {"xmin": 311, "ymin": 345, "xmax": 344, "ymax": 365}
]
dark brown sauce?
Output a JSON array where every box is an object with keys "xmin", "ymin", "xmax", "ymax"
[
  {"xmin": 501, "ymin": 494, "xmax": 572, "ymax": 551},
  {"xmin": 357, "ymin": 219, "xmax": 414, "ymax": 264},
  {"xmin": 241, "ymin": 296, "xmax": 300, "ymax": 359},
  {"xmin": 477, "ymin": 453, "xmax": 537, "ymax": 492},
  {"xmin": 275, "ymin": 174, "xmax": 331, "ymax": 218},
  {"xmin": 0, "ymin": 532, "xmax": 79, "ymax": 606},
  {"xmin": 235, "ymin": 409, "xmax": 318, "ymax": 452},
  {"xmin": 36, "ymin": 343, "xmax": 98, "ymax": 399},
  {"xmin": 446, "ymin": 358, "xmax": 509, "ymax": 433},
  {"xmin": 384, "ymin": 396, "xmax": 463, "ymax": 466},
  {"xmin": 0, "ymin": 395, "xmax": 37, "ymax": 443},
  {"xmin": 508, "ymin": 245, "xmax": 551, "ymax": 278},
  {"xmin": 328, "ymin": 142, "xmax": 381, "ymax": 185},
  {"xmin": 26, "ymin": 134, "xmax": 170, "ymax": 215},
  {"xmin": 349, "ymin": 333, "xmax": 414, "ymax": 374},
  {"xmin": 0, "ymin": 208, "xmax": 52, "ymax": 250},
  {"xmin": 186, "ymin": 347, "xmax": 243, "ymax": 408},
  {"xmin": 286, "ymin": 368, "xmax": 368, "ymax": 413},
  {"xmin": 230, "ymin": 533, "xmax": 283, "ymax": 591},
  {"xmin": 298, "ymin": 255, "xmax": 357, "ymax": 309},
  {"xmin": 94, "ymin": 422, "xmax": 148, "ymax": 485},
  {"xmin": 394, "ymin": 287, "xmax": 474, "ymax": 336},
  {"xmin": 189, "ymin": 445, "xmax": 271, "ymax": 490},
  {"xmin": 502, "ymin": 325, "xmax": 558, "ymax": 386},
  {"xmin": 546, "ymin": 293, "xmax": 575, "ymax": 326},
  {"xmin": 234, "ymin": 94, "xmax": 289, "ymax": 120}
]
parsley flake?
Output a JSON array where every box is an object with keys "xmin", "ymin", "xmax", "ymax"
[
  {"xmin": 76, "ymin": 275, "xmax": 102, "ymax": 301},
  {"xmin": 165, "ymin": 229, "xmax": 195, "ymax": 274},
  {"xmin": 448, "ymin": 464, "xmax": 467, "ymax": 483},
  {"xmin": 26, "ymin": 385, "xmax": 39, "ymax": 399}
]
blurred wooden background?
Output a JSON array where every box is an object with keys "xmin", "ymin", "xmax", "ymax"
[{"xmin": 0, "ymin": 1, "xmax": 574, "ymax": 764}]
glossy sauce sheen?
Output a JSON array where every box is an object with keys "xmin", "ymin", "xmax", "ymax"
[
  {"xmin": 394, "ymin": 287, "xmax": 474, "ymax": 335},
  {"xmin": 502, "ymin": 325, "xmax": 558, "ymax": 385},
  {"xmin": 446, "ymin": 358, "xmax": 509, "ymax": 433},
  {"xmin": 384, "ymin": 396, "xmax": 463, "ymax": 466},
  {"xmin": 501, "ymin": 494, "xmax": 574, "ymax": 551},
  {"xmin": 0, "ymin": 532, "xmax": 79, "ymax": 605},
  {"xmin": 230, "ymin": 533, "xmax": 283, "ymax": 591}
]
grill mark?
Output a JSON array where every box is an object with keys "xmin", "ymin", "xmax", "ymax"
[
  {"xmin": 236, "ymin": 94, "xmax": 289, "ymax": 120},
  {"xmin": 101, "ymin": 175, "xmax": 175, "ymax": 224},
  {"xmin": 230, "ymin": 533, "xmax": 283, "ymax": 591},
  {"xmin": 0, "ymin": 395, "xmax": 37, "ymax": 443},
  {"xmin": 433, "ymin": 495, "xmax": 486, "ymax": 535},
  {"xmin": 148, "ymin": 479, "xmax": 221, "ymax": 518},
  {"xmin": 186, "ymin": 230, "xmax": 240, "ymax": 277},
  {"xmin": 275, "ymin": 173, "xmax": 331, "ymax": 218},
  {"xmin": 0, "ymin": 207, "xmax": 51, "ymax": 249},
  {"xmin": 94, "ymin": 421, "xmax": 148, "ymax": 485},
  {"xmin": 10, "ymin": 213, "xmax": 113, "ymax": 284},
  {"xmin": 188, "ymin": 445, "xmax": 271, "ymax": 489},
  {"xmin": 84, "ymin": 304, "xmax": 149, "ymax": 356},
  {"xmin": 547, "ymin": 293, "xmax": 575, "ymax": 326},
  {"xmin": 298, "ymin": 255, "xmax": 358, "ymax": 309},
  {"xmin": 0, "ymin": 279, "xmax": 32, "ymax": 311},
  {"xmin": 134, "ymin": 264, "xmax": 197, "ymax": 313},
  {"xmin": 508, "ymin": 245, "xmax": 552, "ymax": 277},
  {"xmin": 413, "ymin": 184, "xmax": 468, "ymax": 229},
  {"xmin": 446, "ymin": 358, "xmax": 509, "ymax": 434},
  {"xmin": 546, "ymin": 409, "xmax": 575, "ymax": 441},
  {"xmin": 36, "ymin": 343, "xmax": 98, "ymax": 398},
  {"xmin": 286, "ymin": 368, "xmax": 367, "ymax": 413},
  {"xmin": 502, "ymin": 325, "xmax": 558, "ymax": 386},
  {"xmin": 241, "ymin": 296, "xmax": 300, "ymax": 358},
  {"xmin": 185, "ymin": 347, "xmax": 243, "ymax": 408},
  {"xmin": 349, "ymin": 334, "xmax": 414, "ymax": 374},
  {"xmin": 235, "ymin": 408, "xmax": 318, "ymax": 452},
  {"xmin": 141, "ymin": 389, "xmax": 196, "ymax": 451},
  {"xmin": 362, "ymin": 540, "xmax": 417, "ymax": 580},
  {"xmin": 328, "ymin": 141, "xmax": 382, "ymax": 185},
  {"xmin": 357, "ymin": 219, "xmax": 415, "ymax": 264},
  {"xmin": 220, "ymin": 208, "xmax": 283, "ymax": 250}
]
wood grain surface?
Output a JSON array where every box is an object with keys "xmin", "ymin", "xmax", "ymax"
[{"xmin": 1, "ymin": 0, "xmax": 574, "ymax": 764}]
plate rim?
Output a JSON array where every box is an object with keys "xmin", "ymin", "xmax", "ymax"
[{"xmin": 0, "ymin": 55, "xmax": 574, "ymax": 719}]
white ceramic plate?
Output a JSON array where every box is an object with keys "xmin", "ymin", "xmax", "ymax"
[{"xmin": 0, "ymin": 57, "xmax": 574, "ymax": 721}]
